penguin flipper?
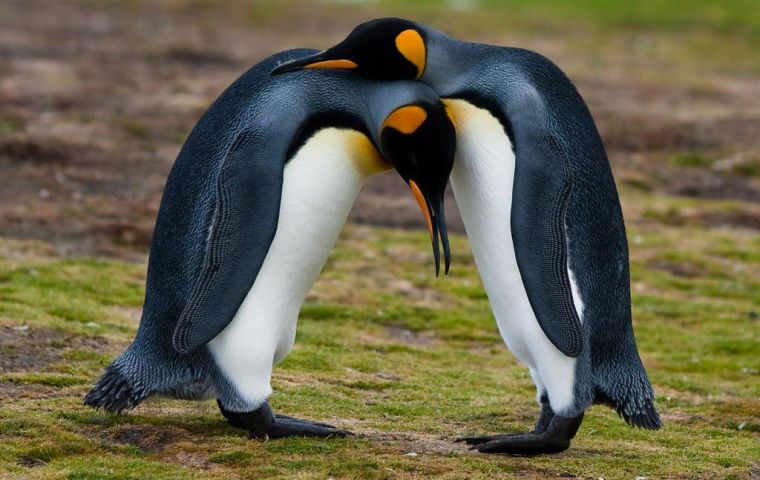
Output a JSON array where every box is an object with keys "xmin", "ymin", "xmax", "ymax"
[
  {"xmin": 511, "ymin": 127, "xmax": 583, "ymax": 358},
  {"xmin": 172, "ymin": 130, "xmax": 283, "ymax": 354},
  {"xmin": 431, "ymin": 43, "xmax": 597, "ymax": 358}
]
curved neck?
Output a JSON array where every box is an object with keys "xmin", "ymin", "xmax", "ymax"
[{"xmin": 420, "ymin": 27, "xmax": 471, "ymax": 90}]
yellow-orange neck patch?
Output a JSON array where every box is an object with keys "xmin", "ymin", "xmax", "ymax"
[
  {"xmin": 382, "ymin": 105, "xmax": 427, "ymax": 134},
  {"xmin": 345, "ymin": 131, "xmax": 390, "ymax": 176},
  {"xmin": 305, "ymin": 59, "xmax": 358, "ymax": 70},
  {"xmin": 395, "ymin": 29, "xmax": 426, "ymax": 79},
  {"xmin": 444, "ymin": 104, "xmax": 457, "ymax": 129}
]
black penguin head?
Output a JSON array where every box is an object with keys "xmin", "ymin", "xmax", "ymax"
[
  {"xmin": 271, "ymin": 18, "xmax": 425, "ymax": 80},
  {"xmin": 380, "ymin": 101, "xmax": 455, "ymax": 276}
]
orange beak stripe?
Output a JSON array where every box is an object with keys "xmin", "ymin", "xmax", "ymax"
[
  {"xmin": 409, "ymin": 180, "xmax": 433, "ymax": 240},
  {"xmin": 304, "ymin": 59, "xmax": 358, "ymax": 70}
]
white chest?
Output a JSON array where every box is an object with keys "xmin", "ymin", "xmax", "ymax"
[
  {"xmin": 444, "ymin": 99, "xmax": 540, "ymax": 362},
  {"xmin": 208, "ymin": 129, "xmax": 386, "ymax": 405},
  {"xmin": 444, "ymin": 99, "xmax": 582, "ymax": 412}
]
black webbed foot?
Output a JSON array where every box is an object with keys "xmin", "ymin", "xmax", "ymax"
[
  {"xmin": 267, "ymin": 414, "xmax": 350, "ymax": 439},
  {"xmin": 456, "ymin": 395, "xmax": 556, "ymax": 446},
  {"xmin": 217, "ymin": 400, "xmax": 351, "ymax": 439},
  {"xmin": 467, "ymin": 413, "xmax": 583, "ymax": 455}
]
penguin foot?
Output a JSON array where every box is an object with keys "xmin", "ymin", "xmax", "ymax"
[
  {"xmin": 461, "ymin": 413, "xmax": 583, "ymax": 456},
  {"xmin": 217, "ymin": 400, "xmax": 351, "ymax": 439},
  {"xmin": 266, "ymin": 415, "xmax": 351, "ymax": 439},
  {"xmin": 455, "ymin": 395, "xmax": 556, "ymax": 446}
]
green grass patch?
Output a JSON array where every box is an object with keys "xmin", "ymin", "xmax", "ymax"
[
  {"xmin": 0, "ymin": 224, "xmax": 758, "ymax": 478},
  {"xmin": 670, "ymin": 152, "xmax": 713, "ymax": 167}
]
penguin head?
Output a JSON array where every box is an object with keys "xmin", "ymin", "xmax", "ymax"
[
  {"xmin": 379, "ymin": 101, "xmax": 455, "ymax": 276},
  {"xmin": 271, "ymin": 18, "xmax": 425, "ymax": 80}
]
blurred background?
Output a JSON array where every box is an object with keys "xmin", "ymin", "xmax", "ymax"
[{"xmin": 1, "ymin": 0, "xmax": 759, "ymax": 258}]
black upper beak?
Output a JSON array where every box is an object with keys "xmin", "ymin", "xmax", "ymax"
[
  {"xmin": 430, "ymin": 196, "xmax": 451, "ymax": 277},
  {"xmin": 436, "ymin": 198, "xmax": 451, "ymax": 276},
  {"xmin": 270, "ymin": 52, "xmax": 326, "ymax": 75},
  {"xmin": 409, "ymin": 181, "xmax": 450, "ymax": 277}
]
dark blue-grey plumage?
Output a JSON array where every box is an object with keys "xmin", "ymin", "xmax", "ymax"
[
  {"xmin": 420, "ymin": 25, "xmax": 659, "ymax": 427},
  {"xmin": 85, "ymin": 49, "xmax": 446, "ymax": 413}
]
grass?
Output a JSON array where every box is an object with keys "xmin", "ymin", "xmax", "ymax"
[
  {"xmin": 670, "ymin": 153, "xmax": 713, "ymax": 168},
  {"xmin": 1, "ymin": 211, "xmax": 758, "ymax": 479}
]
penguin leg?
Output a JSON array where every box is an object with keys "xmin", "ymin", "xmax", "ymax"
[
  {"xmin": 217, "ymin": 400, "xmax": 351, "ymax": 439},
  {"xmin": 455, "ymin": 394, "xmax": 555, "ymax": 445},
  {"xmin": 468, "ymin": 412, "xmax": 583, "ymax": 455}
]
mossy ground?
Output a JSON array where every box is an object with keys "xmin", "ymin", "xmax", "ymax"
[{"xmin": 1, "ymin": 197, "xmax": 759, "ymax": 478}]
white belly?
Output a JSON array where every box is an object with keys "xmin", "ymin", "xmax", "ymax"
[
  {"xmin": 208, "ymin": 128, "xmax": 387, "ymax": 408},
  {"xmin": 444, "ymin": 99, "xmax": 580, "ymax": 413}
]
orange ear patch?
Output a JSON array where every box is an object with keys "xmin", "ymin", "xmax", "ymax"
[
  {"xmin": 395, "ymin": 29, "xmax": 426, "ymax": 79},
  {"xmin": 382, "ymin": 105, "xmax": 427, "ymax": 134},
  {"xmin": 304, "ymin": 59, "xmax": 358, "ymax": 69}
]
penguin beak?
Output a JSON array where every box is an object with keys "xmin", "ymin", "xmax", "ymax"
[
  {"xmin": 409, "ymin": 180, "xmax": 451, "ymax": 277},
  {"xmin": 271, "ymin": 51, "xmax": 357, "ymax": 75}
]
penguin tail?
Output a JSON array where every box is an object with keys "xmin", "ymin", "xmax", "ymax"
[
  {"xmin": 608, "ymin": 393, "xmax": 662, "ymax": 430},
  {"xmin": 84, "ymin": 348, "xmax": 153, "ymax": 413},
  {"xmin": 594, "ymin": 364, "xmax": 662, "ymax": 430}
]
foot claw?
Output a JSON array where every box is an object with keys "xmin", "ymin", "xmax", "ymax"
[
  {"xmin": 275, "ymin": 414, "xmax": 337, "ymax": 429},
  {"xmin": 455, "ymin": 434, "xmax": 506, "ymax": 445},
  {"xmin": 267, "ymin": 417, "xmax": 351, "ymax": 439}
]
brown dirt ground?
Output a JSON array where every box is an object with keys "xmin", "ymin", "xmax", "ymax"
[{"xmin": 0, "ymin": 325, "xmax": 116, "ymax": 373}]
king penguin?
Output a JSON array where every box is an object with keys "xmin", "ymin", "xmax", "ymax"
[
  {"xmin": 85, "ymin": 48, "xmax": 457, "ymax": 439},
  {"xmin": 273, "ymin": 19, "xmax": 661, "ymax": 453}
]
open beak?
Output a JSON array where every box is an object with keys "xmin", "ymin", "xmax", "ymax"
[
  {"xmin": 409, "ymin": 180, "xmax": 451, "ymax": 277},
  {"xmin": 271, "ymin": 51, "xmax": 357, "ymax": 75}
]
